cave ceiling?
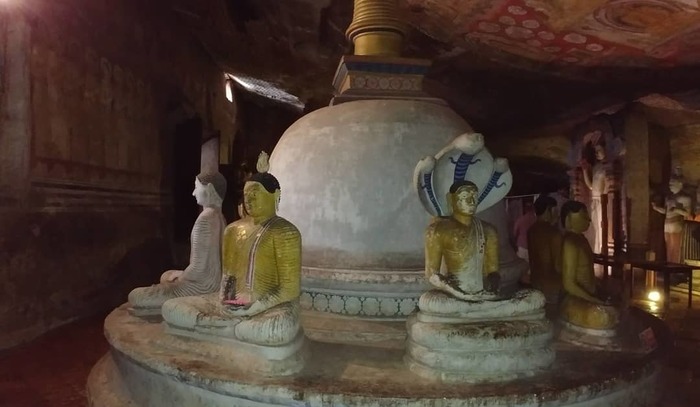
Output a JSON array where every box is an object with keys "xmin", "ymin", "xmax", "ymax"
[{"xmin": 171, "ymin": 0, "xmax": 700, "ymax": 135}]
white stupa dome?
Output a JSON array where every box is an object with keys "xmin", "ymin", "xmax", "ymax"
[{"xmin": 270, "ymin": 99, "xmax": 470, "ymax": 272}]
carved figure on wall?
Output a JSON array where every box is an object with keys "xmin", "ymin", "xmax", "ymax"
[
  {"xmin": 128, "ymin": 172, "xmax": 227, "ymax": 316},
  {"xmin": 99, "ymin": 58, "xmax": 113, "ymax": 108},
  {"xmin": 112, "ymin": 65, "xmax": 125, "ymax": 115},
  {"xmin": 64, "ymin": 40, "xmax": 83, "ymax": 99},
  {"xmin": 569, "ymin": 118, "xmax": 628, "ymax": 281},
  {"xmin": 124, "ymin": 69, "xmax": 135, "ymax": 119},
  {"xmin": 84, "ymin": 48, "xmax": 100, "ymax": 104},
  {"xmin": 651, "ymin": 166, "xmax": 692, "ymax": 263},
  {"xmin": 580, "ymin": 130, "xmax": 612, "ymax": 256},
  {"xmin": 160, "ymin": 152, "xmax": 306, "ymax": 375},
  {"xmin": 135, "ymin": 80, "xmax": 146, "ymax": 122}
]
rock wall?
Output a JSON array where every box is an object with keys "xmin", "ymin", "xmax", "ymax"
[
  {"xmin": 0, "ymin": 0, "xmax": 233, "ymax": 349},
  {"xmin": 668, "ymin": 124, "xmax": 700, "ymax": 185},
  {"xmin": 490, "ymin": 128, "xmax": 570, "ymax": 167}
]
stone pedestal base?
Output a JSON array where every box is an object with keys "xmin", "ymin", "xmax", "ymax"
[
  {"xmin": 164, "ymin": 326, "xmax": 307, "ymax": 376},
  {"xmin": 405, "ymin": 289, "xmax": 555, "ymax": 383},
  {"xmin": 88, "ymin": 305, "xmax": 669, "ymax": 407},
  {"xmin": 558, "ymin": 320, "xmax": 620, "ymax": 351},
  {"xmin": 161, "ymin": 294, "xmax": 307, "ymax": 376}
]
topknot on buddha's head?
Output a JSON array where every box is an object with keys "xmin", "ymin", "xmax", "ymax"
[{"xmin": 196, "ymin": 172, "xmax": 227, "ymax": 200}]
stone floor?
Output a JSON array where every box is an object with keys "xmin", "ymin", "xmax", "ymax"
[
  {"xmin": 0, "ymin": 289, "xmax": 699, "ymax": 407},
  {"xmin": 0, "ymin": 313, "xmax": 110, "ymax": 407}
]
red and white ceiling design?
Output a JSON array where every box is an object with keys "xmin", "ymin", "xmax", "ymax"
[{"xmin": 401, "ymin": 0, "xmax": 700, "ymax": 67}]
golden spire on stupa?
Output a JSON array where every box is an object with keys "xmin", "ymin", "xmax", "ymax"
[{"xmin": 345, "ymin": 0, "xmax": 407, "ymax": 57}]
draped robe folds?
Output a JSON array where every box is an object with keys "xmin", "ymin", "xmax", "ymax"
[
  {"xmin": 128, "ymin": 208, "xmax": 226, "ymax": 310},
  {"xmin": 221, "ymin": 215, "xmax": 301, "ymax": 310},
  {"xmin": 426, "ymin": 217, "xmax": 492, "ymax": 295}
]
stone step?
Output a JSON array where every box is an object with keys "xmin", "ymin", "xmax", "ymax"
[
  {"xmin": 300, "ymin": 309, "xmax": 408, "ymax": 349},
  {"xmin": 407, "ymin": 315, "xmax": 553, "ymax": 350}
]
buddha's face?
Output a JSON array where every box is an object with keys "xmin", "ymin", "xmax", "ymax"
[
  {"xmin": 451, "ymin": 185, "xmax": 478, "ymax": 216},
  {"xmin": 669, "ymin": 178, "xmax": 683, "ymax": 194},
  {"xmin": 192, "ymin": 178, "xmax": 208, "ymax": 206},
  {"xmin": 243, "ymin": 181, "xmax": 276, "ymax": 217},
  {"xmin": 594, "ymin": 144, "xmax": 606, "ymax": 161},
  {"xmin": 566, "ymin": 209, "xmax": 591, "ymax": 233}
]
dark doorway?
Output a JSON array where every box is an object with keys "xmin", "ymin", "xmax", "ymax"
[{"xmin": 171, "ymin": 115, "xmax": 202, "ymax": 243}]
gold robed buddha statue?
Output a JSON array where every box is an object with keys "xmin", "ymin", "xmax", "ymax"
[
  {"xmin": 161, "ymin": 153, "xmax": 305, "ymax": 373},
  {"xmin": 425, "ymin": 180, "xmax": 500, "ymax": 300},
  {"xmin": 406, "ymin": 180, "xmax": 554, "ymax": 382},
  {"xmin": 219, "ymin": 158, "xmax": 301, "ymax": 318},
  {"xmin": 559, "ymin": 201, "xmax": 619, "ymax": 330},
  {"xmin": 527, "ymin": 194, "xmax": 563, "ymax": 304}
]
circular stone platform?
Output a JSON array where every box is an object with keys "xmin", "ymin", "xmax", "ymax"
[{"xmin": 88, "ymin": 305, "xmax": 670, "ymax": 407}]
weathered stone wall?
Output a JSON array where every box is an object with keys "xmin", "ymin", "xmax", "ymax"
[
  {"xmin": 490, "ymin": 128, "xmax": 570, "ymax": 167},
  {"xmin": 668, "ymin": 124, "xmax": 700, "ymax": 185},
  {"xmin": 490, "ymin": 127, "xmax": 571, "ymax": 195},
  {"xmin": 0, "ymin": 1, "xmax": 233, "ymax": 348}
]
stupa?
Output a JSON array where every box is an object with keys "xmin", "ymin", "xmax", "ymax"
[{"xmin": 268, "ymin": 0, "xmax": 527, "ymax": 347}]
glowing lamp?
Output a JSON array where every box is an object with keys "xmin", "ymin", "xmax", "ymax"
[{"xmin": 647, "ymin": 290, "xmax": 661, "ymax": 302}]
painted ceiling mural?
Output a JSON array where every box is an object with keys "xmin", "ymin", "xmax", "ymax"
[{"xmin": 400, "ymin": 0, "xmax": 700, "ymax": 67}]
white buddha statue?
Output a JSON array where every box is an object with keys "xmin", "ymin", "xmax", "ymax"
[{"xmin": 127, "ymin": 172, "xmax": 227, "ymax": 317}]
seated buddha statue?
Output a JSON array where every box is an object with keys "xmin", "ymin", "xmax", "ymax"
[
  {"xmin": 406, "ymin": 181, "xmax": 553, "ymax": 382},
  {"xmin": 161, "ymin": 153, "xmax": 304, "ymax": 370},
  {"xmin": 127, "ymin": 172, "xmax": 227, "ymax": 317},
  {"xmin": 527, "ymin": 194, "xmax": 563, "ymax": 304},
  {"xmin": 559, "ymin": 200, "xmax": 619, "ymax": 331},
  {"xmin": 425, "ymin": 180, "xmax": 500, "ymax": 300},
  {"xmin": 419, "ymin": 180, "xmax": 546, "ymax": 318}
]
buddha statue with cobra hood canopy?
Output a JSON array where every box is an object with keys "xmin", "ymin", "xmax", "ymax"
[{"xmin": 405, "ymin": 132, "xmax": 554, "ymax": 383}]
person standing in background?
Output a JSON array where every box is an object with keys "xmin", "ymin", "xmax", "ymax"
[{"xmin": 513, "ymin": 200, "xmax": 537, "ymax": 261}]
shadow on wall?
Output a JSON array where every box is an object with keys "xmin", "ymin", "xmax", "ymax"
[
  {"xmin": 223, "ymin": 90, "xmax": 304, "ymax": 221},
  {"xmin": 0, "ymin": 210, "xmax": 172, "ymax": 350},
  {"xmin": 101, "ymin": 237, "xmax": 172, "ymax": 309},
  {"xmin": 507, "ymin": 156, "xmax": 569, "ymax": 196}
]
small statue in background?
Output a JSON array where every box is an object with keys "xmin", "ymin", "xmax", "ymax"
[
  {"xmin": 425, "ymin": 180, "xmax": 501, "ymax": 300},
  {"xmin": 527, "ymin": 194, "xmax": 563, "ymax": 304},
  {"xmin": 651, "ymin": 167, "xmax": 692, "ymax": 263},
  {"xmin": 580, "ymin": 132, "xmax": 611, "ymax": 256},
  {"xmin": 559, "ymin": 201, "xmax": 619, "ymax": 331},
  {"xmin": 128, "ymin": 172, "xmax": 227, "ymax": 317}
]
